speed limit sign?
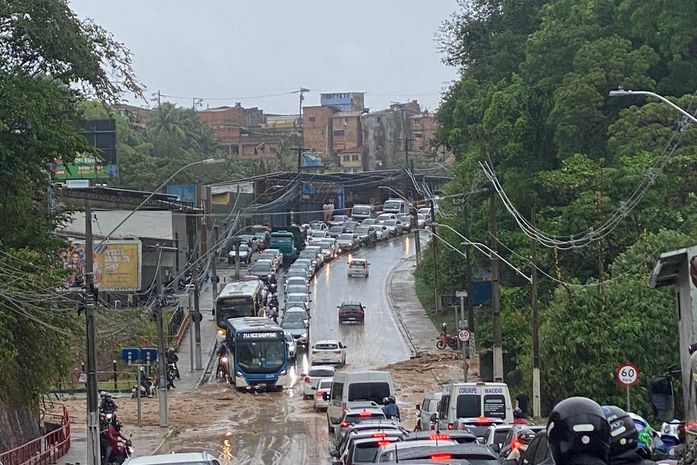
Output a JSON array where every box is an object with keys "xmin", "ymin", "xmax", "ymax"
[
  {"xmin": 457, "ymin": 329, "xmax": 471, "ymax": 342},
  {"xmin": 615, "ymin": 363, "xmax": 640, "ymax": 387}
]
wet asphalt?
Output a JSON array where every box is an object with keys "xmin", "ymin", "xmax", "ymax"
[{"xmin": 160, "ymin": 235, "xmax": 417, "ymax": 464}]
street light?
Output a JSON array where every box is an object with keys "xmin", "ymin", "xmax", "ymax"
[
  {"xmin": 100, "ymin": 157, "xmax": 225, "ymax": 244},
  {"xmin": 609, "ymin": 88, "xmax": 697, "ymax": 124}
]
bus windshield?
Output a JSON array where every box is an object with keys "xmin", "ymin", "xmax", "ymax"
[
  {"xmin": 217, "ymin": 297, "xmax": 255, "ymax": 324},
  {"xmin": 236, "ymin": 339, "xmax": 285, "ymax": 373}
]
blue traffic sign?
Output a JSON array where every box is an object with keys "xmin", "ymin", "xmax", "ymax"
[
  {"xmin": 140, "ymin": 348, "xmax": 158, "ymax": 364},
  {"xmin": 121, "ymin": 348, "xmax": 140, "ymax": 365}
]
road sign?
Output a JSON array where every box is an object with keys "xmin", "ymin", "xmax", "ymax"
[
  {"xmin": 616, "ymin": 363, "xmax": 640, "ymax": 387},
  {"xmin": 140, "ymin": 347, "xmax": 158, "ymax": 365},
  {"xmin": 121, "ymin": 347, "xmax": 140, "ymax": 365},
  {"xmin": 457, "ymin": 329, "xmax": 471, "ymax": 342},
  {"xmin": 456, "ymin": 290, "xmax": 468, "ymax": 298}
]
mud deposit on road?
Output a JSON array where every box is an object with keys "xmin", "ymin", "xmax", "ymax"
[{"xmin": 62, "ymin": 353, "xmax": 473, "ymax": 464}]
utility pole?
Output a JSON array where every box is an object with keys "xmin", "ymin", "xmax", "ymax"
[
  {"xmin": 490, "ymin": 189, "xmax": 503, "ymax": 382},
  {"xmin": 463, "ymin": 203, "xmax": 474, "ymax": 333},
  {"xmin": 405, "ymin": 137, "xmax": 409, "ymax": 166},
  {"xmin": 193, "ymin": 280, "xmax": 202, "ymax": 370},
  {"xmin": 430, "ymin": 197, "xmax": 440, "ymax": 314},
  {"xmin": 531, "ymin": 208, "xmax": 541, "ymax": 418},
  {"xmin": 155, "ymin": 245, "xmax": 168, "ymax": 427},
  {"xmin": 411, "ymin": 202, "xmax": 421, "ymax": 265},
  {"xmin": 84, "ymin": 203, "xmax": 101, "ymax": 465},
  {"xmin": 193, "ymin": 97, "xmax": 203, "ymax": 111}
]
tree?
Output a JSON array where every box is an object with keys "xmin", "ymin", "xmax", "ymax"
[{"xmin": 0, "ymin": 0, "xmax": 140, "ymax": 411}]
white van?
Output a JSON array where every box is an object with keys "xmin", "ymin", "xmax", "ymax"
[
  {"xmin": 436, "ymin": 382, "xmax": 513, "ymax": 430},
  {"xmin": 420, "ymin": 391, "xmax": 443, "ymax": 430},
  {"xmin": 351, "ymin": 204, "xmax": 376, "ymax": 222},
  {"xmin": 382, "ymin": 198, "xmax": 407, "ymax": 215},
  {"xmin": 326, "ymin": 371, "xmax": 395, "ymax": 435}
]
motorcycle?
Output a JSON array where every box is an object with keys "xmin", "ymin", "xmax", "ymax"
[
  {"xmin": 131, "ymin": 375, "xmax": 155, "ymax": 398},
  {"xmin": 216, "ymin": 345, "xmax": 230, "ymax": 382},
  {"xmin": 166, "ymin": 363, "xmax": 178, "ymax": 388},
  {"xmin": 106, "ymin": 436, "xmax": 133, "ymax": 465},
  {"xmin": 436, "ymin": 332, "xmax": 459, "ymax": 350}
]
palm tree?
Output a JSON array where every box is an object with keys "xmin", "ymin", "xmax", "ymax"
[{"xmin": 147, "ymin": 103, "xmax": 187, "ymax": 140}]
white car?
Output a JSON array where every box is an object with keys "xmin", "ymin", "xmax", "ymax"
[
  {"xmin": 311, "ymin": 340, "xmax": 347, "ymax": 366},
  {"xmin": 284, "ymin": 275, "xmax": 307, "ymax": 292},
  {"xmin": 308, "ymin": 230, "xmax": 329, "ymax": 243},
  {"xmin": 376, "ymin": 213, "xmax": 396, "ymax": 224},
  {"xmin": 302, "ymin": 365, "xmax": 336, "ymax": 399},
  {"xmin": 284, "ymin": 331, "xmax": 297, "ymax": 361},
  {"xmin": 313, "ymin": 377, "xmax": 333, "ymax": 412}
]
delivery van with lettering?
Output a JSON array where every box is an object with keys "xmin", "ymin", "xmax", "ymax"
[{"xmin": 435, "ymin": 382, "xmax": 513, "ymax": 430}]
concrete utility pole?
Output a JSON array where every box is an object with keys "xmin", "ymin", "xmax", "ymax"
[
  {"xmin": 490, "ymin": 189, "xmax": 503, "ymax": 382},
  {"xmin": 463, "ymin": 202, "xmax": 474, "ymax": 333},
  {"xmin": 430, "ymin": 197, "xmax": 441, "ymax": 314},
  {"xmin": 531, "ymin": 208, "xmax": 541, "ymax": 418},
  {"xmin": 84, "ymin": 203, "xmax": 101, "ymax": 465},
  {"xmin": 155, "ymin": 245, "xmax": 168, "ymax": 427},
  {"xmin": 411, "ymin": 202, "xmax": 421, "ymax": 266}
]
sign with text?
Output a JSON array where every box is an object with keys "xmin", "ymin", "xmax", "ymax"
[{"xmin": 61, "ymin": 239, "xmax": 142, "ymax": 291}]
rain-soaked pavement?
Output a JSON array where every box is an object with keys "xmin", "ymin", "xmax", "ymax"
[{"xmin": 158, "ymin": 235, "xmax": 417, "ymax": 464}]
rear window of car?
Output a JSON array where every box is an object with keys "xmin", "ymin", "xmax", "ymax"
[
  {"xmin": 341, "ymin": 304, "xmax": 363, "ymax": 312},
  {"xmin": 319, "ymin": 380, "xmax": 333, "ymax": 389},
  {"xmin": 350, "ymin": 261, "xmax": 366, "ymax": 268},
  {"xmin": 456, "ymin": 394, "xmax": 481, "ymax": 418},
  {"xmin": 348, "ymin": 382, "xmax": 390, "ymax": 404},
  {"xmin": 315, "ymin": 343, "xmax": 339, "ymax": 350},
  {"xmin": 309, "ymin": 368, "xmax": 334, "ymax": 377},
  {"xmin": 353, "ymin": 442, "xmax": 381, "ymax": 462},
  {"xmin": 494, "ymin": 429, "xmax": 510, "ymax": 447},
  {"xmin": 347, "ymin": 412, "xmax": 385, "ymax": 423}
]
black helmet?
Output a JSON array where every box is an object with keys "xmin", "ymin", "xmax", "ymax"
[
  {"xmin": 547, "ymin": 397, "xmax": 610, "ymax": 465},
  {"xmin": 601, "ymin": 405, "xmax": 638, "ymax": 456}
]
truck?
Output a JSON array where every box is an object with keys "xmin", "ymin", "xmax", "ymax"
[{"xmin": 270, "ymin": 225, "xmax": 306, "ymax": 263}]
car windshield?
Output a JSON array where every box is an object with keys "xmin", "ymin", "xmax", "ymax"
[
  {"xmin": 312, "ymin": 230, "xmax": 327, "ymax": 237},
  {"xmin": 310, "ymin": 223, "xmax": 323, "ymax": 230},
  {"xmin": 236, "ymin": 339, "xmax": 285, "ymax": 373},
  {"xmin": 315, "ymin": 342, "xmax": 338, "ymax": 350},
  {"xmin": 378, "ymin": 214, "xmax": 392, "ymax": 220},
  {"xmin": 348, "ymin": 383, "xmax": 390, "ymax": 404},
  {"xmin": 287, "ymin": 294, "xmax": 306, "ymax": 303},
  {"xmin": 250, "ymin": 263, "xmax": 272, "ymax": 273},
  {"xmin": 384, "ymin": 220, "xmax": 397, "ymax": 226},
  {"xmin": 287, "ymin": 271, "xmax": 305, "ymax": 278},
  {"xmin": 338, "ymin": 234, "xmax": 354, "ymax": 240},
  {"xmin": 384, "ymin": 200, "xmax": 403, "ymax": 210},
  {"xmin": 281, "ymin": 318, "xmax": 305, "ymax": 329},
  {"xmin": 238, "ymin": 245, "xmax": 249, "ymax": 252},
  {"xmin": 354, "ymin": 227, "xmax": 369, "ymax": 233},
  {"xmin": 286, "ymin": 286, "xmax": 307, "ymax": 295},
  {"xmin": 309, "ymin": 368, "xmax": 335, "ymax": 377},
  {"xmin": 330, "ymin": 226, "xmax": 344, "ymax": 233}
]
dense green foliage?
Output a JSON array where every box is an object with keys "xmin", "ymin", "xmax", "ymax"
[
  {"xmin": 421, "ymin": 0, "xmax": 697, "ymax": 417},
  {"xmin": 0, "ymin": 0, "xmax": 140, "ymax": 405}
]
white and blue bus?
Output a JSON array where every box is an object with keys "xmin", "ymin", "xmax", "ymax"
[
  {"xmin": 218, "ymin": 317, "xmax": 289, "ymax": 391},
  {"xmin": 215, "ymin": 280, "xmax": 265, "ymax": 329}
]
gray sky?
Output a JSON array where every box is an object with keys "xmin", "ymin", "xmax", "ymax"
[{"xmin": 69, "ymin": 0, "xmax": 459, "ymax": 114}]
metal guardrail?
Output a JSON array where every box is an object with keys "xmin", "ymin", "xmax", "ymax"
[{"xmin": 0, "ymin": 404, "xmax": 71, "ymax": 465}]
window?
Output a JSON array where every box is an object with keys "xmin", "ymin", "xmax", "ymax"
[
  {"xmin": 456, "ymin": 394, "xmax": 481, "ymax": 418},
  {"xmin": 331, "ymin": 382, "xmax": 344, "ymax": 401},
  {"xmin": 438, "ymin": 395, "xmax": 450, "ymax": 419},
  {"xmin": 351, "ymin": 154, "xmax": 359, "ymax": 161},
  {"xmin": 347, "ymin": 382, "xmax": 390, "ymax": 404},
  {"xmin": 334, "ymin": 129, "xmax": 345, "ymax": 137},
  {"xmin": 309, "ymin": 116, "xmax": 316, "ymax": 122}
]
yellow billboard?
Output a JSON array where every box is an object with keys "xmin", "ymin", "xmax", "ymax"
[{"xmin": 94, "ymin": 240, "xmax": 142, "ymax": 291}]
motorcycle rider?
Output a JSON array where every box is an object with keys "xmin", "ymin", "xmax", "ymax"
[
  {"xmin": 602, "ymin": 406, "xmax": 658, "ymax": 465},
  {"xmin": 166, "ymin": 347, "xmax": 180, "ymax": 380},
  {"xmin": 414, "ymin": 404, "xmax": 423, "ymax": 432},
  {"xmin": 101, "ymin": 419, "xmax": 128, "ymax": 464},
  {"xmin": 506, "ymin": 429, "xmax": 537, "ymax": 461},
  {"xmin": 99, "ymin": 392, "xmax": 118, "ymax": 414},
  {"xmin": 382, "ymin": 396, "xmax": 400, "ymax": 421},
  {"xmin": 546, "ymin": 397, "xmax": 611, "ymax": 465},
  {"xmin": 441, "ymin": 322, "xmax": 448, "ymax": 336}
]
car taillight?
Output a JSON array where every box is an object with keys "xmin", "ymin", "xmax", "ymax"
[
  {"xmin": 315, "ymin": 391, "xmax": 323, "ymax": 397},
  {"xmin": 447, "ymin": 423, "xmax": 454, "ymax": 430},
  {"xmin": 372, "ymin": 433, "xmax": 387, "ymax": 439},
  {"xmin": 430, "ymin": 434, "xmax": 450, "ymax": 440},
  {"xmin": 340, "ymin": 421, "xmax": 349, "ymax": 428},
  {"xmin": 377, "ymin": 440, "xmax": 392, "ymax": 447},
  {"xmin": 312, "ymin": 350, "xmax": 319, "ymax": 354},
  {"xmin": 512, "ymin": 439, "xmax": 522, "ymax": 449},
  {"xmin": 431, "ymin": 454, "xmax": 453, "ymax": 461},
  {"xmin": 304, "ymin": 377, "xmax": 310, "ymax": 383},
  {"xmin": 359, "ymin": 411, "xmax": 372, "ymax": 417},
  {"xmin": 333, "ymin": 350, "xmax": 342, "ymax": 354}
]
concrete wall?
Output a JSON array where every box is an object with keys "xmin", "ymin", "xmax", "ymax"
[{"xmin": 0, "ymin": 402, "xmax": 39, "ymax": 453}]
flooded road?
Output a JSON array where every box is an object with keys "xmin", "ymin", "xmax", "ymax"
[{"xmin": 158, "ymin": 236, "xmax": 415, "ymax": 464}]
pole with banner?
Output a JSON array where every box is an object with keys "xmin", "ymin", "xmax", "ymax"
[{"xmin": 615, "ymin": 362, "xmax": 640, "ymax": 411}]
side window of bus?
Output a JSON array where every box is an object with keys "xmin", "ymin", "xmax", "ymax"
[
  {"xmin": 331, "ymin": 383, "xmax": 344, "ymax": 401},
  {"xmin": 438, "ymin": 395, "xmax": 450, "ymax": 419}
]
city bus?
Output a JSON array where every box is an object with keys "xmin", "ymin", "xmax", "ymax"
[
  {"xmin": 218, "ymin": 317, "xmax": 289, "ymax": 391},
  {"xmin": 215, "ymin": 280, "xmax": 265, "ymax": 328}
]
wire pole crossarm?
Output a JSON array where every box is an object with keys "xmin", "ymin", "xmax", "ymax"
[{"xmin": 609, "ymin": 89, "xmax": 697, "ymax": 124}]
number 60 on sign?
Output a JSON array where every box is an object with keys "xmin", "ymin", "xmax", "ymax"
[{"xmin": 615, "ymin": 363, "xmax": 639, "ymax": 387}]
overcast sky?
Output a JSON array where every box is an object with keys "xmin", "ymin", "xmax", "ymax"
[{"xmin": 69, "ymin": 0, "xmax": 459, "ymax": 114}]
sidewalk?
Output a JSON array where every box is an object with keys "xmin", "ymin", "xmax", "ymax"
[
  {"xmin": 59, "ymin": 277, "xmax": 223, "ymax": 465},
  {"xmin": 387, "ymin": 255, "xmax": 440, "ymax": 357}
]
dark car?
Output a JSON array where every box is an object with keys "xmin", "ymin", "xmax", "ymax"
[
  {"xmin": 339, "ymin": 302, "xmax": 365, "ymax": 324},
  {"xmin": 353, "ymin": 225, "xmax": 377, "ymax": 246},
  {"xmin": 249, "ymin": 260, "xmax": 274, "ymax": 278},
  {"xmin": 515, "ymin": 431, "xmax": 550, "ymax": 465},
  {"xmin": 343, "ymin": 220, "xmax": 359, "ymax": 233},
  {"xmin": 328, "ymin": 225, "xmax": 344, "ymax": 238}
]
